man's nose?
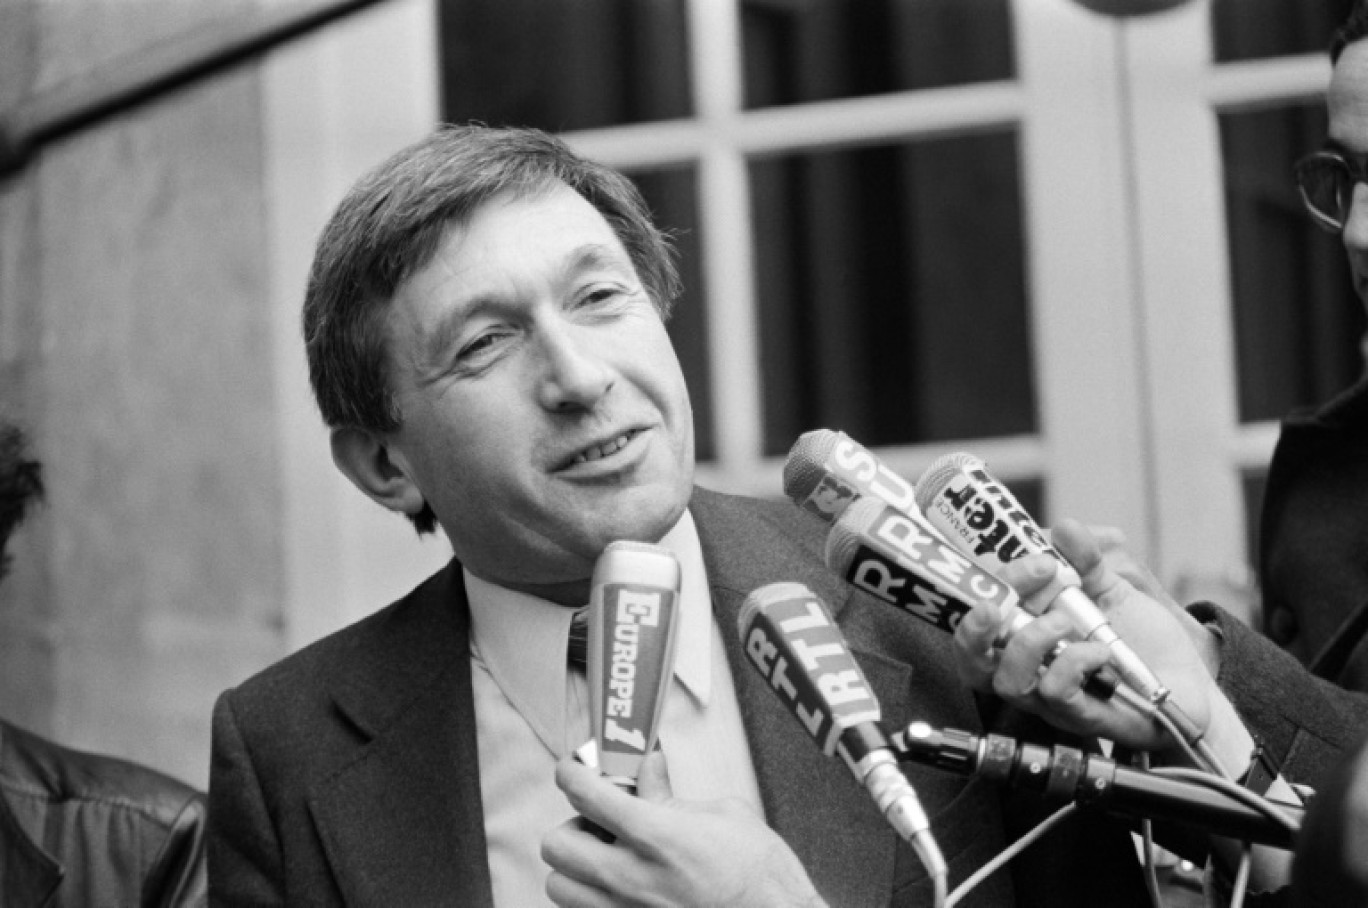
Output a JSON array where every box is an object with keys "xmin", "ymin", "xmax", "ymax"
[
  {"xmin": 1344, "ymin": 182, "xmax": 1368, "ymax": 253},
  {"xmin": 535, "ymin": 323, "xmax": 614, "ymax": 411}
]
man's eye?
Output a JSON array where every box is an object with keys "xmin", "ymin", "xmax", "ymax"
[
  {"xmin": 581, "ymin": 287, "xmax": 620, "ymax": 306},
  {"xmin": 458, "ymin": 331, "xmax": 506, "ymax": 361}
]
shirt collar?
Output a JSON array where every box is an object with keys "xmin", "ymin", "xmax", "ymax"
[{"xmin": 466, "ymin": 510, "xmax": 713, "ymax": 751}]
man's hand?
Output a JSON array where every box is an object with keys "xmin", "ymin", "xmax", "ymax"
[
  {"xmin": 953, "ymin": 518, "xmax": 1232, "ymax": 761},
  {"xmin": 542, "ymin": 751, "xmax": 825, "ymax": 908}
]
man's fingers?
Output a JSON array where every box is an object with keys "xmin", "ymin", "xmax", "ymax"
[
  {"xmin": 545, "ymin": 866, "xmax": 614, "ymax": 908},
  {"xmin": 991, "ymin": 610, "xmax": 1076, "ymax": 701},
  {"xmin": 554, "ymin": 756, "xmax": 636, "ymax": 838},
  {"xmin": 955, "ymin": 599, "xmax": 1007, "ymax": 690},
  {"xmin": 994, "ymin": 552, "xmax": 1060, "ymax": 602},
  {"xmin": 1035, "ymin": 639, "xmax": 1112, "ymax": 704},
  {"xmin": 635, "ymin": 749, "xmax": 673, "ymax": 803},
  {"xmin": 542, "ymin": 818, "xmax": 620, "ymax": 899}
]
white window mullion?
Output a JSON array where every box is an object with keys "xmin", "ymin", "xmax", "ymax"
[
  {"xmin": 688, "ymin": 0, "xmax": 763, "ymax": 478},
  {"xmin": 1014, "ymin": 0, "xmax": 1152, "ymax": 551},
  {"xmin": 1123, "ymin": 4, "xmax": 1245, "ymax": 587}
]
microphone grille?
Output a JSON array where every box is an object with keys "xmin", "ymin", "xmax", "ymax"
[
  {"xmin": 738, "ymin": 581, "xmax": 818, "ymax": 639},
  {"xmin": 783, "ymin": 429, "xmax": 842, "ymax": 503},
  {"xmin": 913, "ymin": 451, "xmax": 979, "ymax": 512},
  {"xmin": 824, "ymin": 495, "xmax": 886, "ymax": 576}
]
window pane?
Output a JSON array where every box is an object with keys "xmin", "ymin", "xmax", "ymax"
[
  {"xmin": 750, "ymin": 133, "xmax": 1035, "ymax": 456},
  {"xmin": 438, "ymin": 0, "xmax": 691, "ymax": 132},
  {"xmin": 1219, "ymin": 105, "xmax": 1365, "ymax": 423},
  {"xmin": 742, "ymin": 0, "xmax": 1014, "ymax": 109},
  {"xmin": 628, "ymin": 167, "xmax": 715, "ymax": 462},
  {"xmin": 1211, "ymin": 0, "xmax": 1356, "ymax": 63}
]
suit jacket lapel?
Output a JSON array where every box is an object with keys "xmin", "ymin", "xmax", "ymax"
[
  {"xmin": 692, "ymin": 488, "xmax": 906, "ymax": 906},
  {"xmin": 307, "ymin": 562, "xmax": 494, "ymax": 907}
]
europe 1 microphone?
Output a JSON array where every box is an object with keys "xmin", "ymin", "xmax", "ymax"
[
  {"xmin": 890, "ymin": 721, "xmax": 1303, "ymax": 850},
  {"xmin": 586, "ymin": 541, "xmax": 682, "ymax": 794},
  {"xmin": 737, "ymin": 582, "xmax": 948, "ymax": 885}
]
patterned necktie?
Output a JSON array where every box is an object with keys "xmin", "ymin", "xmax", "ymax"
[{"xmin": 567, "ymin": 607, "xmax": 588, "ymax": 672}]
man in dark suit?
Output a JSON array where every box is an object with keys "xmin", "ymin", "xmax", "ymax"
[
  {"xmin": 1263, "ymin": 1, "xmax": 1368, "ymax": 690},
  {"xmin": 207, "ymin": 124, "xmax": 1336, "ymax": 906}
]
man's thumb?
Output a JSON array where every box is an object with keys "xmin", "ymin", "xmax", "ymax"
[{"xmin": 634, "ymin": 748, "xmax": 673, "ymax": 802}]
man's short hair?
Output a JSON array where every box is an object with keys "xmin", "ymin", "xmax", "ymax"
[
  {"xmin": 1333, "ymin": 1, "xmax": 1368, "ymax": 62},
  {"xmin": 0, "ymin": 422, "xmax": 44, "ymax": 581},
  {"xmin": 303, "ymin": 124, "xmax": 682, "ymax": 534}
]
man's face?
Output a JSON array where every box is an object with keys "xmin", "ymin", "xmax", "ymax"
[
  {"xmin": 1329, "ymin": 38, "xmax": 1368, "ymax": 309},
  {"xmin": 380, "ymin": 184, "xmax": 695, "ymax": 598}
]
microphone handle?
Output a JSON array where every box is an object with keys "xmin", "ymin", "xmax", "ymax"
[{"xmin": 894, "ymin": 723, "xmax": 1302, "ymax": 849}]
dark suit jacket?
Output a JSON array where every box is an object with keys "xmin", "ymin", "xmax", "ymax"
[
  {"xmin": 208, "ymin": 487, "xmax": 1149, "ymax": 907},
  {"xmin": 1260, "ymin": 375, "xmax": 1368, "ymax": 689}
]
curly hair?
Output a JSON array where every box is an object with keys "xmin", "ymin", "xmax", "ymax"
[
  {"xmin": 302, "ymin": 124, "xmax": 681, "ymax": 535},
  {"xmin": 0, "ymin": 422, "xmax": 44, "ymax": 581}
]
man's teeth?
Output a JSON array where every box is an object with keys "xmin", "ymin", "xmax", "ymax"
[{"xmin": 574, "ymin": 432, "xmax": 633, "ymax": 465}]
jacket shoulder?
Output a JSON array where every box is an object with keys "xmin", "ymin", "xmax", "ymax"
[
  {"xmin": 0, "ymin": 719, "xmax": 202, "ymax": 818},
  {"xmin": 220, "ymin": 558, "xmax": 464, "ymax": 708}
]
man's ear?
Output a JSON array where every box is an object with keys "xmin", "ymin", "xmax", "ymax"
[{"xmin": 330, "ymin": 426, "xmax": 427, "ymax": 517}]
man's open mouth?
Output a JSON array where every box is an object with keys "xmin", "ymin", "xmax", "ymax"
[{"xmin": 571, "ymin": 429, "xmax": 641, "ymax": 466}]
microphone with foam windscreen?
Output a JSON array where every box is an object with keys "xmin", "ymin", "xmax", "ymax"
[
  {"xmin": 914, "ymin": 454, "xmax": 1200, "ymax": 743},
  {"xmin": 826, "ymin": 495, "xmax": 1123, "ymax": 702},
  {"xmin": 737, "ymin": 582, "xmax": 948, "ymax": 889},
  {"xmin": 586, "ymin": 541, "xmax": 682, "ymax": 795},
  {"xmin": 784, "ymin": 429, "xmax": 919, "ymax": 523}
]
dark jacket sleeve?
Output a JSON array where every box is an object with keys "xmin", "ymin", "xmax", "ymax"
[
  {"xmin": 208, "ymin": 691, "xmax": 284, "ymax": 907},
  {"xmin": 1190, "ymin": 601, "xmax": 1368, "ymax": 789}
]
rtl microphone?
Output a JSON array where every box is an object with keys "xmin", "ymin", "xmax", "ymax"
[
  {"xmin": 587, "ymin": 541, "xmax": 682, "ymax": 794},
  {"xmin": 826, "ymin": 496, "xmax": 1122, "ymax": 701},
  {"xmin": 914, "ymin": 453, "xmax": 1172, "ymax": 714},
  {"xmin": 737, "ymin": 582, "xmax": 947, "ymax": 883},
  {"xmin": 890, "ymin": 721, "xmax": 1303, "ymax": 849},
  {"xmin": 784, "ymin": 429, "xmax": 918, "ymax": 524}
]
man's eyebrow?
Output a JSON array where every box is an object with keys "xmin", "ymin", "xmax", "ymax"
[
  {"xmin": 565, "ymin": 242, "xmax": 634, "ymax": 276},
  {"xmin": 418, "ymin": 297, "xmax": 490, "ymax": 368}
]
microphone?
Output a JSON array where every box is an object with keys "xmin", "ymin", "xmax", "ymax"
[
  {"xmin": 826, "ymin": 495, "xmax": 1121, "ymax": 701},
  {"xmin": 737, "ymin": 582, "xmax": 948, "ymax": 883},
  {"xmin": 783, "ymin": 429, "xmax": 919, "ymax": 524},
  {"xmin": 890, "ymin": 721, "xmax": 1303, "ymax": 849},
  {"xmin": 914, "ymin": 453, "xmax": 1173, "ymax": 716},
  {"xmin": 587, "ymin": 541, "xmax": 682, "ymax": 794}
]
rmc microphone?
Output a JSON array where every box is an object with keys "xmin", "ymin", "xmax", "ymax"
[
  {"xmin": 914, "ymin": 453, "xmax": 1174, "ymax": 717},
  {"xmin": 826, "ymin": 495, "xmax": 1123, "ymax": 702},
  {"xmin": 737, "ymin": 582, "xmax": 948, "ymax": 884},
  {"xmin": 784, "ymin": 428, "xmax": 919, "ymax": 524},
  {"xmin": 587, "ymin": 541, "xmax": 682, "ymax": 794},
  {"xmin": 890, "ymin": 721, "xmax": 1303, "ymax": 850}
]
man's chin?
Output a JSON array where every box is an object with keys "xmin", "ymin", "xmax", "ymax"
[{"xmin": 583, "ymin": 495, "xmax": 687, "ymax": 549}]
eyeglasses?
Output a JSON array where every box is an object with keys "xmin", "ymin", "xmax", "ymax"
[{"xmin": 1294, "ymin": 149, "xmax": 1368, "ymax": 233}]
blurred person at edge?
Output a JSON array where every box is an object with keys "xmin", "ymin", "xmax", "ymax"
[
  {"xmin": 207, "ymin": 123, "xmax": 1353, "ymax": 907},
  {"xmin": 1266, "ymin": 1, "xmax": 1368, "ymax": 687},
  {"xmin": 0, "ymin": 420, "xmax": 207, "ymax": 907}
]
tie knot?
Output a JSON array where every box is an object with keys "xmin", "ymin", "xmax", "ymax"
[{"xmin": 567, "ymin": 608, "xmax": 588, "ymax": 672}]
